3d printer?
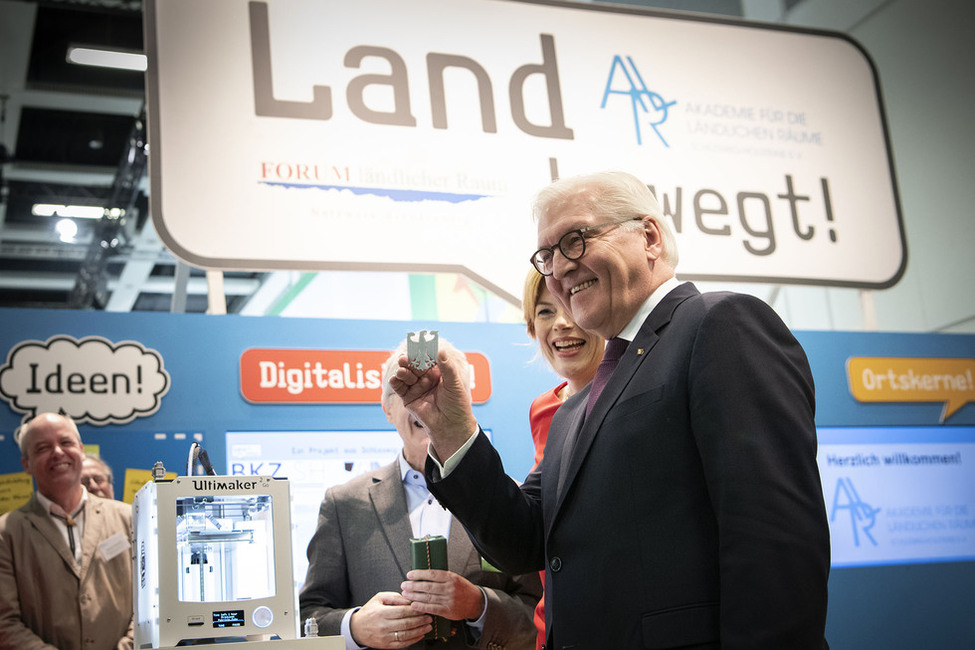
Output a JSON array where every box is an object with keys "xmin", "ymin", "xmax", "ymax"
[{"xmin": 133, "ymin": 468, "xmax": 298, "ymax": 648}]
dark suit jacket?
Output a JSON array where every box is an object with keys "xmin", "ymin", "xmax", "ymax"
[
  {"xmin": 428, "ymin": 283, "xmax": 830, "ymax": 650},
  {"xmin": 0, "ymin": 492, "xmax": 133, "ymax": 650},
  {"xmin": 299, "ymin": 460, "xmax": 540, "ymax": 649}
]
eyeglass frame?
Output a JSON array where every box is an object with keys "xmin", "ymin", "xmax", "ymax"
[{"xmin": 529, "ymin": 217, "xmax": 645, "ymax": 276}]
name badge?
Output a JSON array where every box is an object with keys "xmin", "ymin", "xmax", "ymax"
[{"xmin": 99, "ymin": 531, "xmax": 130, "ymax": 562}]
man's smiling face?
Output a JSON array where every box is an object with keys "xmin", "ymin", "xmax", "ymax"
[
  {"xmin": 21, "ymin": 414, "xmax": 84, "ymax": 499},
  {"xmin": 537, "ymin": 194, "xmax": 653, "ymax": 339}
]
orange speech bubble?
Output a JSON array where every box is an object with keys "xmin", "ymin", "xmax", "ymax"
[{"xmin": 847, "ymin": 357, "xmax": 975, "ymax": 422}]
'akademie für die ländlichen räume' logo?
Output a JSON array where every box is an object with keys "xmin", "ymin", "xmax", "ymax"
[{"xmin": 601, "ymin": 55, "xmax": 677, "ymax": 148}]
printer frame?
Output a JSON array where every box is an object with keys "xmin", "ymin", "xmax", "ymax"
[{"xmin": 133, "ymin": 476, "xmax": 298, "ymax": 648}]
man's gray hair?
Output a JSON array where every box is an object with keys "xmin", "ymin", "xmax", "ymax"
[
  {"xmin": 533, "ymin": 170, "xmax": 680, "ymax": 268},
  {"xmin": 13, "ymin": 422, "xmax": 28, "ymax": 455}
]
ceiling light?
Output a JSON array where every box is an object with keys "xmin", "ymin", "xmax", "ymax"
[
  {"xmin": 33, "ymin": 203, "xmax": 105, "ymax": 219},
  {"xmin": 66, "ymin": 46, "xmax": 147, "ymax": 72},
  {"xmin": 55, "ymin": 218, "xmax": 79, "ymax": 243}
]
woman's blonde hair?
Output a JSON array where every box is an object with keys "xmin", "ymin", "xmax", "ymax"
[{"xmin": 522, "ymin": 270, "xmax": 546, "ymax": 339}]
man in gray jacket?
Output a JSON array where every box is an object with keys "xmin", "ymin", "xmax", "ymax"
[{"xmin": 300, "ymin": 339, "xmax": 540, "ymax": 649}]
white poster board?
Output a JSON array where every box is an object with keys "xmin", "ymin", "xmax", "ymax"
[{"xmin": 145, "ymin": 0, "xmax": 904, "ymax": 302}]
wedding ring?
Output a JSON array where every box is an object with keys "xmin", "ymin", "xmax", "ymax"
[{"xmin": 394, "ymin": 631, "xmax": 399, "ymax": 642}]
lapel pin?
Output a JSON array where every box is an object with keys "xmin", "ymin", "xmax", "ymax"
[{"xmin": 637, "ymin": 348, "xmax": 644, "ymax": 355}]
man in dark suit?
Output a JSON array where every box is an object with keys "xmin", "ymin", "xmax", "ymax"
[
  {"xmin": 299, "ymin": 338, "xmax": 540, "ymax": 649},
  {"xmin": 0, "ymin": 412, "xmax": 133, "ymax": 650},
  {"xmin": 391, "ymin": 171, "xmax": 831, "ymax": 649}
]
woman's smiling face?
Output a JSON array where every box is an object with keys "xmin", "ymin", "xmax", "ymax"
[{"xmin": 532, "ymin": 283, "xmax": 603, "ymax": 386}]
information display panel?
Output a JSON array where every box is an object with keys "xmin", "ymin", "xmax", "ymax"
[
  {"xmin": 226, "ymin": 430, "xmax": 401, "ymax": 590},
  {"xmin": 225, "ymin": 429, "xmax": 492, "ymax": 590},
  {"xmin": 819, "ymin": 426, "xmax": 975, "ymax": 567}
]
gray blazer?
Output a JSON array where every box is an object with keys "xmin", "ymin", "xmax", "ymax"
[
  {"xmin": 0, "ymin": 492, "xmax": 133, "ymax": 650},
  {"xmin": 299, "ymin": 460, "xmax": 540, "ymax": 649}
]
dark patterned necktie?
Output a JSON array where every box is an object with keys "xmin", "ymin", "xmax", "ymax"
[{"xmin": 586, "ymin": 337, "xmax": 629, "ymax": 416}]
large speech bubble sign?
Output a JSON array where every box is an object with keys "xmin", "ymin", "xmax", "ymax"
[
  {"xmin": 0, "ymin": 336, "xmax": 171, "ymax": 425},
  {"xmin": 145, "ymin": 0, "xmax": 904, "ymax": 302},
  {"xmin": 846, "ymin": 357, "xmax": 975, "ymax": 422}
]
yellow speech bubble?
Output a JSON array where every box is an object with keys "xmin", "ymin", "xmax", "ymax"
[{"xmin": 847, "ymin": 357, "xmax": 975, "ymax": 422}]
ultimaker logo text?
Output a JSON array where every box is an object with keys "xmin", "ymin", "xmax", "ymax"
[
  {"xmin": 192, "ymin": 479, "xmax": 258, "ymax": 491},
  {"xmin": 248, "ymin": 1, "xmax": 574, "ymax": 140}
]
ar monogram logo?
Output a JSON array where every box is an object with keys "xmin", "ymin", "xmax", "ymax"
[
  {"xmin": 831, "ymin": 477, "xmax": 881, "ymax": 547},
  {"xmin": 601, "ymin": 55, "xmax": 677, "ymax": 148}
]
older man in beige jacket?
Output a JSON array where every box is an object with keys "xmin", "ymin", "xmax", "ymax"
[{"xmin": 0, "ymin": 413, "xmax": 133, "ymax": 650}]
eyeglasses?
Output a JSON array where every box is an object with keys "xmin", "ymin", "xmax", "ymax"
[
  {"xmin": 82, "ymin": 474, "xmax": 110, "ymax": 487},
  {"xmin": 529, "ymin": 218, "xmax": 643, "ymax": 276}
]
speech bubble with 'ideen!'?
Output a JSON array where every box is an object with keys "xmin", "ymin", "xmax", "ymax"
[
  {"xmin": 0, "ymin": 335, "xmax": 171, "ymax": 425},
  {"xmin": 847, "ymin": 357, "xmax": 975, "ymax": 422}
]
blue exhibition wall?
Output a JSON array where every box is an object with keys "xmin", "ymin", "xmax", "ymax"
[
  {"xmin": 794, "ymin": 329, "xmax": 975, "ymax": 649},
  {"xmin": 1, "ymin": 307, "xmax": 973, "ymax": 648},
  {"xmin": 0, "ymin": 308, "xmax": 555, "ymax": 483}
]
